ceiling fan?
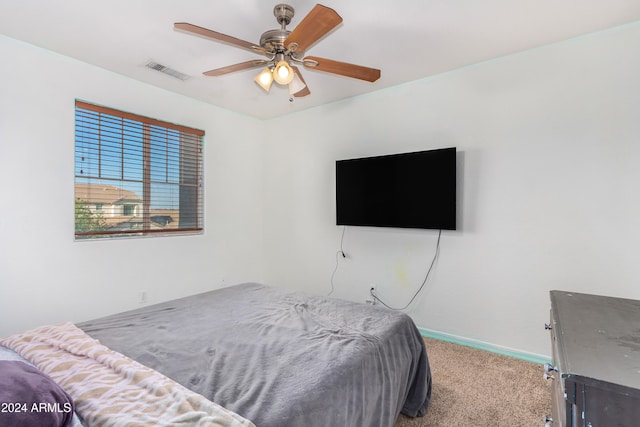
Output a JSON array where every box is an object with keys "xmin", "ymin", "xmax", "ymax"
[{"xmin": 174, "ymin": 3, "xmax": 381, "ymax": 98}]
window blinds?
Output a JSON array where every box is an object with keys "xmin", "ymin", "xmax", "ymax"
[{"xmin": 74, "ymin": 100, "xmax": 204, "ymax": 239}]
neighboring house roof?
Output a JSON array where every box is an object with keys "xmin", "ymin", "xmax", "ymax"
[{"xmin": 75, "ymin": 183, "xmax": 141, "ymax": 204}]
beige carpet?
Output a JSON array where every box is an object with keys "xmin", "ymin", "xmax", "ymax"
[{"xmin": 395, "ymin": 337, "xmax": 551, "ymax": 427}]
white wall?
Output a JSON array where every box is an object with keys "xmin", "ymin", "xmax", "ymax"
[
  {"xmin": 3, "ymin": 22, "xmax": 640, "ymax": 358},
  {"xmin": 262, "ymin": 22, "xmax": 640, "ymax": 358},
  {"xmin": 0, "ymin": 36, "xmax": 266, "ymax": 337}
]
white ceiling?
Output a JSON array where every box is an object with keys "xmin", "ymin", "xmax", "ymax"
[{"xmin": 2, "ymin": 1, "xmax": 640, "ymax": 120}]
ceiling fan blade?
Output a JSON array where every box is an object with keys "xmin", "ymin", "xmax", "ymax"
[
  {"xmin": 174, "ymin": 22, "xmax": 267, "ymax": 55},
  {"xmin": 203, "ymin": 60, "xmax": 269, "ymax": 77},
  {"xmin": 291, "ymin": 66, "xmax": 311, "ymax": 97},
  {"xmin": 284, "ymin": 4, "xmax": 343, "ymax": 53},
  {"xmin": 303, "ymin": 56, "xmax": 381, "ymax": 82}
]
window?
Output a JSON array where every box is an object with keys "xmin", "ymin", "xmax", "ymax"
[
  {"xmin": 123, "ymin": 205, "xmax": 135, "ymax": 216},
  {"xmin": 74, "ymin": 100, "xmax": 204, "ymax": 239}
]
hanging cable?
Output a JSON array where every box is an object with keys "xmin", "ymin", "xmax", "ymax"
[
  {"xmin": 328, "ymin": 226, "xmax": 347, "ymax": 296},
  {"xmin": 371, "ymin": 229, "xmax": 442, "ymax": 310}
]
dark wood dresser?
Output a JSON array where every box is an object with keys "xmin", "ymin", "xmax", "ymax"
[{"xmin": 547, "ymin": 290, "xmax": 640, "ymax": 427}]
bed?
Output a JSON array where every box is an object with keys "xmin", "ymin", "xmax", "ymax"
[{"xmin": 1, "ymin": 282, "xmax": 431, "ymax": 427}]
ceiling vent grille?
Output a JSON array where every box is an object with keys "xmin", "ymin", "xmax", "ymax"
[{"xmin": 145, "ymin": 61, "xmax": 191, "ymax": 81}]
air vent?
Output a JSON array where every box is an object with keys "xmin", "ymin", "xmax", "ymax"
[{"xmin": 145, "ymin": 61, "xmax": 191, "ymax": 81}]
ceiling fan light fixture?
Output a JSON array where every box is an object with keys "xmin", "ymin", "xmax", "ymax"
[
  {"xmin": 273, "ymin": 60, "xmax": 294, "ymax": 85},
  {"xmin": 255, "ymin": 67, "xmax": 274, "ymax": 92},
  {"xmin": 289, "ymin": 71, "xmax": 306, "ymax": 95}
]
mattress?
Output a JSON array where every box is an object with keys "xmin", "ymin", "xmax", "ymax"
[{"xmin": 78, "ymin": 282, "xmax": 431, "ymax": 427}]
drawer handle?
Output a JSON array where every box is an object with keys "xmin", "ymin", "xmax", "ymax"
[
  {"xmin": 544, "ymin": 323, "xmax": 553, "ymax": 330},
  {"xmin": 543, "ymin": 415, "xmax": 554, "ymax": 426}
]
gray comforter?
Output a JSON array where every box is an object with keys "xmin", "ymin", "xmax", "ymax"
[{"xmin": 78, "ymin": 283, "xmax": 431, "ymax": 427}]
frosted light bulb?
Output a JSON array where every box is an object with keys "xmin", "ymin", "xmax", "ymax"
[
  {"xmin": 277, "ymin": 65, "xmax": 289, "ymax": 79},
  {"xmin": 273, "ymin": 61, "xmax": 294, "ymax": 85}
]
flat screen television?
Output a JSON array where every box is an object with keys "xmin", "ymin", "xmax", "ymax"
[{"xmin": 336, "ymin": 147, "xmax": 456, "ymax": 230}]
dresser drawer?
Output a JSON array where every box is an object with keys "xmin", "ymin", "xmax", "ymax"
[{"xmin": 549, "ymin": 372, "xmax": 566, "ymax": 427}]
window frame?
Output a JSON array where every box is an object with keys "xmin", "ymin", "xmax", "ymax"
[{"xmin": 74, "ymin": 100, "xmax": 205, "ymax": 240}]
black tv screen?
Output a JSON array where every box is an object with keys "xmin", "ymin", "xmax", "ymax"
[{"xmin": 336, "ymin": 147, "xmax": 456, "ymax": 230}]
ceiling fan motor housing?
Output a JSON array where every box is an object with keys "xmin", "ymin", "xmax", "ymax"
[
  {"xmin": 260, "ymin": 4, "xmax": 295, "ymax": 53},
  {"xmin": 259, "ymin": 29, "xmax": 291, "ymax": 53}
]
